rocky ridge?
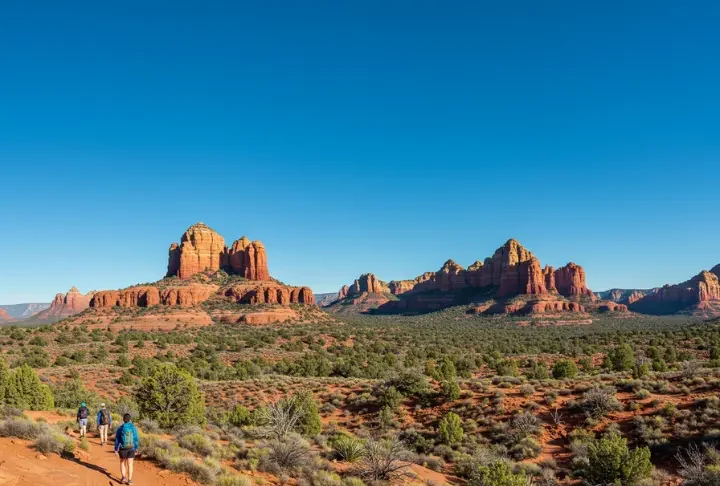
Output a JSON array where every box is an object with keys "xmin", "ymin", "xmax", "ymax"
[
  {"xmin": 89, "ymin": 223, "xmax": 314, "ymax": 312},
  {"xmin": 31, "ymin": 287, "xmax": 95, "ymax": 321},
  {"xmin": 630, "ymin": 266, "xmax": 720, "ymax": 315}
]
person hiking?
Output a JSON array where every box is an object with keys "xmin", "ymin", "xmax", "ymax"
[
  {"xmin": 114, "ymin": 413, "xmax": 139, "ymax": 485},
  {"xmin": 77, "ymin": 402, "xmax": 90, "ymax": 438},
  {"xmin": 97, "ymin": 403, "xmax": 112, "ymax": 445}
]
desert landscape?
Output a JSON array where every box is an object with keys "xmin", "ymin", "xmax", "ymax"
[{"xmin": 1, "ymin": 222, "xmax": 720, "ymax": 486}]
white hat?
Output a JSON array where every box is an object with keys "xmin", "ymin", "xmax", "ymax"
[{"xmin": 100, "ymin": 403, "xmax": 106, "ymax": 407}]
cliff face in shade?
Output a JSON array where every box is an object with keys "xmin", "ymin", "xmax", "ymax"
[
  {"xmin": 335, "ymin": 239, "xmax": 593, "ymax": 303},
  {"xmin": 630, "ymin": 267, "xmax": 720, "ymax": 315},
  {"xmin": 31, "ymin": 287, "xmax": 95, "ymax": 321}
]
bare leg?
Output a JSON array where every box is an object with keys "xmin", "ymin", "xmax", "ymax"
[
  {"xmin": 120, "ymin": 458, "xmax": 127, "ymax": 481},
  {"xmin": 127, "ymin": 458, "xmax": 134, "ymax": 481}
]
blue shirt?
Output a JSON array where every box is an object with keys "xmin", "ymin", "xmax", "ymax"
[{"xmin": 114, "ymin": 423, "xmax": 139, "ymax": 452}]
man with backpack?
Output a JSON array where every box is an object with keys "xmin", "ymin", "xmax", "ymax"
[
  {"xmin": 114, "ymin": 413, "xmax": 139, "ymax": 485},
  {"xmin": 77, "ymin": 402, "xmax": 90, "ymax": 438},
  {"xmin": 97, "ymin": 403, "xmax": 112, "ymax": 445}
]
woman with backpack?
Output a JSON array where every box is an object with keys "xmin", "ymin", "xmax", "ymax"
[
  {"xmin": 76, "ymin": 402, "xmax": 89, "ymax": 438},
  {"xmin": 97, "ymin": 403, "xmax": 112, "ymax": 445},
  {"xmin": 114, "ymin": 413, "xmax": 139, "ymax": 485}
]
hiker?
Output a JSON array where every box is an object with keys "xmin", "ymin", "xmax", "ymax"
[
  {"xmin": 77, "ymin": 402, "xmax": 90, "ymax": 438},
  {"xmin": 114, "ymin": 413, "xmax": 139, "ymax": 485},
  {"xmin": 97, "ymin": 403, "xmax": 112, "ymax": 445}
]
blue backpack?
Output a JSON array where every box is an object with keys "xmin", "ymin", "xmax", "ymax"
[{"xmin": 119, "ymin": 424, "xmax": 134, "ymax": 450}]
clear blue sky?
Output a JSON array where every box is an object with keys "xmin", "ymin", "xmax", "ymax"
[{"xmin": 1, "ymin": 1, "xmax": 719, "ymax": 303}]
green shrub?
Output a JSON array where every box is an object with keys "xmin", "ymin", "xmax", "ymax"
[
  {"xmin": 4, "ymin": 365, "xmax": 54, "ymax": 410},
  {"xmin": 136, "ymin": 363, "xmax": 205, "ymax": 428},
  {"xmin": 578, "ymin": 434, "xmax": 652, "ymax": 486},
  {"xmin": 438, "ymin": 412, "xmax": 464, "ymax": 445},
  {"xmin": 552, "ymin": 360, "xmax": 578, "ymax": 379},
  {"xmin": 331, "ymin": 434, "xmax": 366, "ymax": 462},
  {"xmin": 178, "ymin": 432, "xmax": 216, "ymax": 457},
  {"xmin": 33, "ymin": 433, "xmax": 64, "ymax": 454},
  {"xmin": 227, "ymin": 404, "xmax": 252, "ymax": 427},
  {"xmin": 468, "ymin": 461, "xmax": 529, "ymax": 486},
  {"xmin": 53, "ymin": 379, "xmax": 100, "ymax": 409}
]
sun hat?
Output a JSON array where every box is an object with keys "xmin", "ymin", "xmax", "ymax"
[{"xmin": 100, "ymin": 403, "xmax": 106, "ymax": 407}]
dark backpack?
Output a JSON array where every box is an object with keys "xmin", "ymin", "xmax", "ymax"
[
  {"xmin": 79, "ymin": 407, "xmax": 89, "ymax": 419},
  {"xmin": 120, "ymin": 425, "xmax": 135, "ymax": 450},
  {"xmin": 100, "ymin": 409, "xmax": 110, "ymax": 425}
]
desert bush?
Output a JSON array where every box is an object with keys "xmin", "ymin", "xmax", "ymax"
[
  {"xmin": 3, "ymin": 364, "xmax": 54, "ymax": 410},
  {"xmin": 262, "ymin": 433, "xmax": 313, "ymax": 471},
  {"xmin": 352, "ymin": 435, "xmax": 412, "ymax": 482},
  {"xmin": 676, "ymin": 443, "xmax": 720, "ymax": 486},
  {"xmin": 178, "ymin": 432, "xmax": 217, "ymax": 457},
  {"xmin": 574, "ymin": 433, "xmax": 652, "ymax": 486},
  {"xmin": 136, "ymin": 363, "xmax": 205, "ymax": 428},
  {"xmin": 0, "ymin": 418, "xmax": 48, "ymax": 439},
  {"xmin": 438, "ymin": 412, "xmax": 464, "ymax": 445},
  {"xmin": 331, "ymin": 434, "xmax": 365, "ymax": 462},
  {"xmin": 53, "ymin": 378, "xmax": 100, "ymax": 409},
  {"xmin": 227, "ymin": 404, "xmax": 252, "ymax": 427},
  {"xmin": 582, "ymin": 387, "xmax": 622, "ymax": 418},
  {"xmin": 553, "ymin": 360, "xmax": 578, "ymax": 379},
  {"xmin": 33, "ymin": 433, "xmax": 65, "ymax": 454}
]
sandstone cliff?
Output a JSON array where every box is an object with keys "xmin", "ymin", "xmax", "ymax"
[
  {"xmin": 32, "ymin": 287, "xmax": 95, "ymax": 321},
  {"xmin": 335, "ymin": 239, "xmax": 593, "ymax": 303},
  {"xmin": 166, "ymin": 223, "xmax": 270, "ymax": 281},
  {"xmin": 630, "ymin": 267, "xmax": 720, "ymax": 315},
  {"xmin": 0, "ymin": 308, "xmax": 13, "ymax": 322}
]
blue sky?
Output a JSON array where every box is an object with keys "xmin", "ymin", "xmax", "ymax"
[{"xmin": 1, "ymin": 1, "xmax": 719, "ymax": 303}]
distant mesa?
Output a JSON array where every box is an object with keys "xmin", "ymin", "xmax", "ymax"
[
  {"xmin": 89, "ymin": 222, "xmax": 314, "ymax": 311},
  {"xmin": 595, "ymin": 288, "xmax": 657, "ymax": 305},
  {"xmin": 0, "ymin": 303, "xmax": 51, "ymax": 319},
  {"xmin": 0, "ymin": 307, "xmax": 14, "ymax": 323},
  {"xmin": 328, "ymin": 239, "xmax": 606, "ymax": 315},
  {"xmin": 629, "ymin": 265, "xmax": 720, "ymax": 316},
  {"xmin": 31, "ymin": 287, "xmax": 95, "ymax": 322}
]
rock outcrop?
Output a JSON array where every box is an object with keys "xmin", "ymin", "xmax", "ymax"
[
  {"xmin": 32, "ymin": 287, "xmax": 95, "ymax": 321},
  {"xmin": 630, "ymin": 267, "xmax": 720, "ymax": 315},
  {"xmin": 554, "ymin": 263, "xmax": 594, "ymax": 298},
  {"xmin": 596, "ymin": 289, "xmax": 653, "ymax": 305},
  {"xmin": 335, "ymin": 239, "xmax": 594, "ymax": 304},
  {"xmin": 0, "ymin": 308, "xmax": 13, "ymax": 322},
  {"xmin": 91, "ymin": 284, "xmax": 219, "ymax": 308},
  {"xmin": 348, "ymin": 274, "xmax": 389, "ymax": 295},
  {"xmin": 166, "ymin": 223, "xmax": 271, "ymax": 281}
]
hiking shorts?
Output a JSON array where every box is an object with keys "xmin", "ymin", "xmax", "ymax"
[
  {"xmin": 119, "ymin": 448, "xmax": 136, "ymax": 459},
  {"xmin": 78, "ymin": 419, "xmax": 88, "ymax": 428}
]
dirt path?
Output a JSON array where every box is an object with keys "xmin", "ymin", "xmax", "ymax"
[{"xmin": 1, "ymin": 412, "xmax": 200, "ymax": 486}]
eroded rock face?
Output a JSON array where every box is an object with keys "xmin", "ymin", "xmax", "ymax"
[
  {"xmin": 167, "ymin": 223, "xmax": 227, "ymax": 279},
  {"xmin": 348, "ymin": 274, "xmax": 389, "ymax": 295},
  {"xmin": 228, "ymin": 238, "xmax": 270, "ymax": 281},
  {"xmin": 338, "ymin": 285, "xmax": 350, "ymax": 300},
  {"xmin": 32, "ymin": 287, "xmax": 95, "ymax": 320},
  {"xmin": 90, "ymin": 284, "xmax": 218, "ymax": 308},
  {"xmin": 0, "ymin": 308, "xmax": 13, "ymax": 322},
  {"xmin": 224, "ymin": 284, "xmax": 314, "ymax": 305},
  {"xmin": 554, "ymin": 263, "xmax": 594, "ymax": 299},
  {"xmin": 630, "ymin": 269, "xmax": 720, "ymax": 314},
  {"xmin": 339, "ymin": 239, "xmax": 588, "ymax": 301},
  {"xmin": 166, "ymin": 224, "xmax": 272, "ymax": 281}
]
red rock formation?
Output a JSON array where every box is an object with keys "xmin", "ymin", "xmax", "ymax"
[
  {"xmin": 627, "ymin": 291, "xmax": 645, "ymax": 305},
  {"xmin": 166, "ymin": 224, "xmax": 271, "ymax": 281},
  {"xmin": 543, "ymin": 266, "xmax": 556, "ymax": 292},
  {"xmin": 631, "ymin": 269, "xmax": 720, "ymax": 314},
  {"xmin": 32, "ymin": 287, "xmax": 95, "ymax": 320},
  {"xmin": 91, "ymin": 284, "xmax": 219, "ymax": 308},
  {"xmin": 339, "ymin": 239, "xmax": 591, "ymax": 302},
  {"xmin": 338, "ymin": 285, "xmax": 349, "ymax": 300},
  {"xmin": 224, "ymin": 284, "xmax": 314, "ymax": 305},
  {"xmin": 0, "ymin": 308, "xmax": 13, "ymax": 322},
  {"xmin": 348, "ymin": 274, "xmax": 389, "ymax": 294},
  {"xmin": 166, "ymin": 223, "xmax": 227, "ymax": 279},
  {"xmin": 554, "ymin": 263, "xmax": 594, "ymax": 299},
  {"xmin": 227, "ymin": 238, "xmax": 270, "ymax": 281},
  {"xmin": 528, "ymin": 301, "xmax": 585, "ymax": 314}
]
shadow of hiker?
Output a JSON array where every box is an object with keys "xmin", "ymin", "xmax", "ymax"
[{"xmin": 61, "ymin": 450, "xmax": 117, "ymax": 481}]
